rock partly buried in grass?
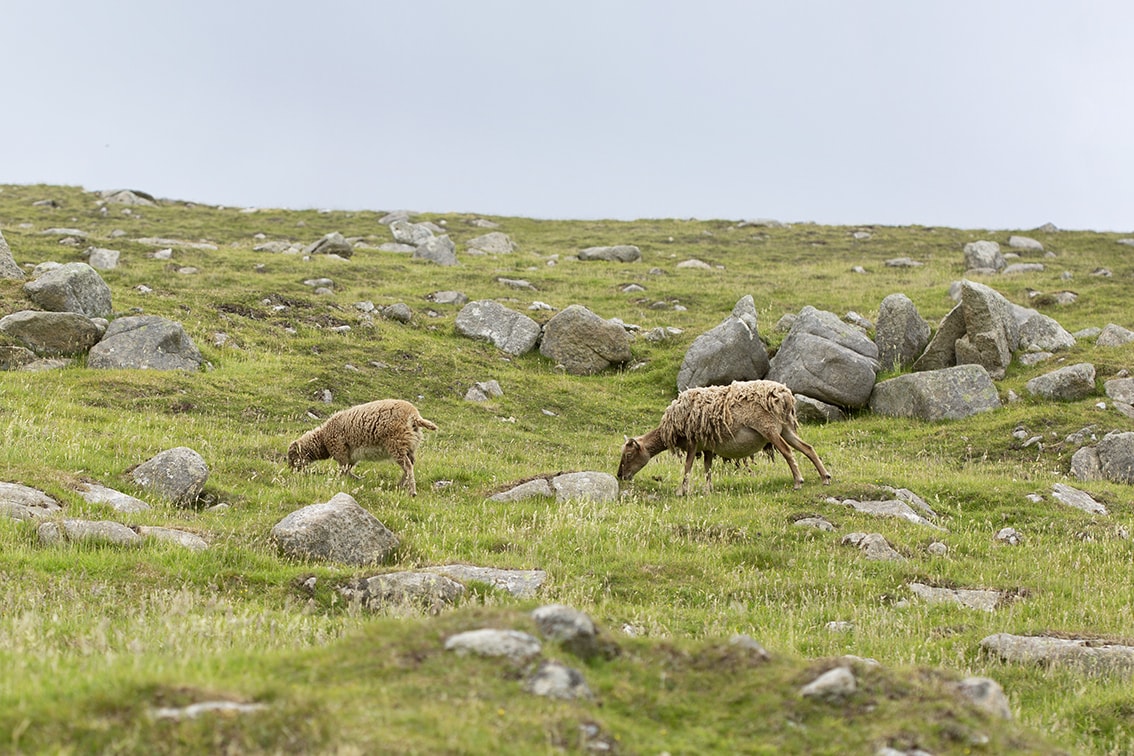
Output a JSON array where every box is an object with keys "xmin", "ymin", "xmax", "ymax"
[
  {"xmin": 799, "ymin": 666, "xmax": 857, "ymax": 700},
  {"xmin": 908, "ymin": 582, "xmax": 1006, "ymax": 612},
  {"xmin": 38, "ymin": 518, "xmax": 142, "ymax": 547},
  {"xmin": 428, "ymin": 565, "xmax": 546, "ymax": 599},
  {"xmin": 0, "ymin": 482, "xmax": 63, "ymax": 521},
  {"xmin": 271, "ymin": 492, "xmax": 399, "ymax": 566},
  {"xmin": 129, "ymin": 447, "xmax": 209, "ymax": 507},
  {"xmin": 444, "ymin": 628, "xmax": 542, "ymax": 663},
  {"xmin": 840, "ymin": 532, "xmax": 904, "ymax": 561},
  {"xmin": 487, "ymin": 471, "xmax": 619, "ymax": 504},
  {"xmin": 88, "ymin": 315, "xmax": 204, "ymax": 371},
  {"xmin": 980, "ymin": 633, "xmax": 1134, "ymax": 674},
  {"xmin": 523, "ymin": 660, "xmax": 593, "ymax": 700},
  {"xmin": 340, "ymin": 571, "xmax": 465, "ymax": 613}
]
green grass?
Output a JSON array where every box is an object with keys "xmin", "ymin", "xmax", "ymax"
[{"xmin": 1, "ymin": 182, "xmax": 1133, "ymax": 753}]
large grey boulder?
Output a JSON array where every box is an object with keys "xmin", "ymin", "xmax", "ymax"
[
  {"xmin": 767, "ymin": 306, "xmax": 879, "ymax": 408},
  {"xmin": 676, "ymin": 295, "xmax": 769, "ymax": 391},
  {"xmin": 467, "ymin": 232, "xmax": 516, "ymax": 255},
  {"xmin": 303, "ymin": 232, "xmax": 353, "ymax": 258},
  {"xmin": 1024, "ymin": 362, "xmax": 1096, "ymax": 401},
  {"xmin": 0, "ymin": 311, "xmax": 103, "ymax": 356},
  {"xmin": 549, "ymin": 471, "xmax": 619, "ymax": 503},
  {"xmin": 912, "ymin": 304, "xmax": 966, "ymax": 372},
  {"xmin": 1070, "ymin": 431, "xmax": 1134, "ymax": 485},
  {"xmin": 539, "ymin": 305, "xmax": 631, "ymax": 375},
  {"xmin": 0, "ymin": 229, "xmax": 25, "ymax": 280},
  {"xmin": 454, "ymin": 300, "xmax": 541, "ymax": 356},
  {"xmin": 1105, "ymin": 377, "xmax": 1134, "ymax": 405},
  {"xmin": 412, "ymin": 235, "xmax": 458, "ymax": 266},
  {"xmin": 23, "ymin": 262, "xmax": 112, "ymax": 317},
  {"xmin": 963, "ymin": 240, "xmax": 1005, "ymax": 272},
  {"xmin": 428, "ymin": 565, "xmax": 547, "ymax": 598},
  {"xmin": 129, "ymin": 447, "xmax": 209, "ymax": 507},
  {"xmin": 1014, "ymin": 308, "xmax": 1076, "ymax": 352},
  {"xmin": 954, "ymin": 280, "xmax": 1019, "ymax": 380},
  {"xmin": 389, "ymin": 220, "xmax": 436, "ymax": 246},
  {"xmin": 875, "ymin": 293, "xmax": 930, "ymax": 372},
  {"xmin": 87, "ymin": 315, "xmax": 204, "ymax": 371},
  {"xmin": 578, "ymin": 245, "xmax": 640, "ymax": 262},
  {"xmin": 1097, "ymin": 323, "xmax": 1134, "ymax": 347},
  {"xmin": 271, "ymin": 492, "xmax": 399, "ymax": 566},
  {"xmin": 869, "ymin": 364, "xmax": 1000, "ymax": 421}
]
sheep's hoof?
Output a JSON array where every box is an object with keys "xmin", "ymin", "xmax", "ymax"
[
  {"xmin": 822, "ymin": 476, "xmax": 832, "ymax": 486},
  {"xmin": 793, "ymin": 481, "xmax": 803, "ymax": 490}
]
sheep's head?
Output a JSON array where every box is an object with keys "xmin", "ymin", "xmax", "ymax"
[
  {"xmin": 617, "ymin": 436, "xmax": 651, "ymax": 481},
  {"xmin": 286, "ymin": 440, "xmax": 308, "ymax": 470}
]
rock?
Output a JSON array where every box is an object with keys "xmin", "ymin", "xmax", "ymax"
[
  {"xmin": 303, "ymin": 232, "xmax": 353, "ymax": 258},
  {"xmin": 427, "ymin": 565, "xmax": 547, "ymax": 598},
  {"xmin": 912, "ymin": 304, "xmax": 967, "ymax": 372},
  {"xmin": 799, "ymin": 666, "xmax": 856, "ymax": 700},
  {"xmin": 382, "ymin": 303, "xmax": 413, "ymax": 323},
  {"xmin": 963, "ymin": 240, "xmax": 1005, "ymax": 272},
  {"xmin": 1008, "ymin": 235, "xmax": 1044, "ymax": 252},
  {"xmin": 995, "ymin": 527, "xmax": 1022, "ymax": 545},
  {"xmin": 1070, "ymin": 445, "xmax": 1102, "ymax": 482},
  {"xmin": 413, "ymin": 235, "xmax": 458, "ymax": 266},
  {"xmin": 88, "ymin": 315, "xmax": 204, "ymax": 371},
  {"xmin": 389, "ymin": 220, "xmax": 435, "ymax": 246},
  {"xmin": 1024, "ymin": 363, "xmax": 1096, "ymax": 401},
  {"xmin": 840, "ymin": 532, "xmax": 904, "ymax": 561},
  {"xmin": 466, "ymin": 232, "xmax": 516, "ymax": 255},
  {"xmin": 454, "ymin": 300, "xmax": 541, "ymax": 356},
  {"xmin": 539, "ymin": 305, "xmax": 631, "ymax": 375},
  {"xmin": 532, "ymin": 604, "xmax": 602, "ymax": 658},
  {"xmin": 464, "ymin": 380, "xmax": 503, "ymax": 402},
  {"xmin": 76, "ymin": 482, "xmax": 150, "ymax": 513},
  {"xmin": 524, "ymin": 661, "xmax": 592, "ymax": 700},
  {"xmin": 1002, "ymin": 262, "xmax": 1045, "ymax": 275},
  {"xmin": 676, "ymin": 295, "xmax": 769, "ymax": 391},
  {"xmin": 0, "ymin": 346, "xmax": 38, "ymax": 370},
  {"xmin": 23, "ymin": 262, "xmax": 112, "ymax": 317},
  {"xmin": 271, "ymin": 492, "xmax": 398, "ymax": 566},
  {"xmin": 875, "ymin": 293, "xmax": 931, "ymax": 372},
  {"xmin": 427, "ymin": 290, "xmax": 468, "ymax": 306},
  {"xmin": 99, "ymin": 189, "xmax": 157, "ymax": 206},
  {"xmin": 129, "ymin": 447, "xmax": 209, "ymax": 507},
  {"xmin": 488, "ymin": 478, "xmax": 554, "ymax": 502},
  {"xmin": 0, "ymin": 230, "xmax": 26, "ymax": 280},
  {"xmin": 340, "ymin": 571, "xmax": 465, "ymax": 611},
  {"xmin": 767, "ymin": 306, "xmax": 879, "ymax": 408},
  {"xmin": 834, "ymin": 497, "xmax": 943, "ymax": 529},
  {"xmin": 444, "ymin": 629, "xmax": 542, "ymax": 663},
  {"xmin": 954, "ymin": 280, "xmax": 1019, "ymax": 380},
  {"xmin": 550, "ymin": 471, "xmax": 619, "ymax": 503},
  {"xmin": 37, "ymin": 518, "xmax": 142, "ymax": 547},
  {"xmin": 1098, "ymin": 431, "xmax": 1134, "ymax": 484},
  {"xmin": 85, "ymin": 246, "xmax": 120, "ymax": 270},
  {"xmin": 0, "ymin": 482, "xmax": 63, "ymax": 521},
  {"xmin": 1105, "ymin": 377, "xmax": 1134, "ymax": 405},
  {"xmin": 908, "ymin": 582, "xmax": 1003, "ymax": 611},
  {"xmin": 578, "ymin": 245, "xmax": 641, "ymax": 262},
  {"xmin": 1097, "ymin": 323, "xmax": 1134, "ymax": 347},
  {"xmin": 794, "ymin": 394, "xmax": 846, "ymax": 423},
  {"xmin": 1015, "ymin": 309, "xmax": 1076, "ymax": 352},
  {"xmin": 980, "ymin": 633, "xmax": 1134, "ymax": 674},
  {"xmin": 869, "ymin": 364, "xmax": 1000, "ymax": 421},
  {"xmin": 1051, "ymin": 483, "xmax": 1107, "ymax": 515},
  {"xmin": 956, "ymin": 677, "xmax": 1013, "ymax": 719},
  {"xmin": 794, "ymin": 516, "xmax": 836, "ymax": 531},
  {"xmin": 136, "ymin": 526, "xmax": 209, "ymax": 551},
  {"xmin": 0, "ymin": 311, "xmax": 102, "ymax": 356}
]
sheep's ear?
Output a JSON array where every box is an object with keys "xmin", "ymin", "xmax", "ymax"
[{"xmin": 623, "ymin": 435, "xmax": 630, "ymax": 443}]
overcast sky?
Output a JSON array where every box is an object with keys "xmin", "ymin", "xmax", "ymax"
[{"xmin": 5, "ymin": 1, "xmax": 1132, "ymax": 231}]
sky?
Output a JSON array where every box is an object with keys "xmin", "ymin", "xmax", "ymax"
[{"xmin": 5, "ymin": 1, "xmax": 1133, "ymax": 231}]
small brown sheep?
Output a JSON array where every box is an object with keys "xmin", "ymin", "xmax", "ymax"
[
  {"xmin": 287, "ymin": 399, "xmax": 438, "ymax": 495},
  {"xmin": 617, "ymin": 380, "xmax": 830, "ymax": 494}
]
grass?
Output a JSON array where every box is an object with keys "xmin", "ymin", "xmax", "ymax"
[{"xmin": 1, "ymin": 182, "xmax": 1133, "ymax": 753}]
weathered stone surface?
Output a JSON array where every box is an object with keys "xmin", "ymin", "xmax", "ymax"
[
  {"xmin": 963, "ymin": 240, "xmax": 1005, "ymax": 272},
  {"xmin": 800, "ymin": 666, "xmax": 856, "ymax": 700},
  {"xmin": 271, "ymin": 492, "xmax": 399, "ymax": 566},
  {"xmin": 23, "ymin": 262, "xmax": 112, "ymax": 317},
  {"xmin": 0, "ymin": 229, "xmax": 25, "ymax": 280},
  {"xmin": 412, "ymin": 235, "xmax": 458, "ymax": 266},
  {"xmin": 1025, "ymin": 363, "xmax": 1096, "ymax": 401},
  {"xmin": 136, "ymin": 526, "xmax": 209, "ymax": 551},
  {"xmin": 908, "ymin": 582, "xmax": 1003, "ymax": 611},
  {"xmin": 1008, "ymin": 235, "xmax": 1044, "ymax": 251},
  {"xmin": 1105, "ymin": 377, "xmax": 1134, "ymax": 405},
  {"xmin": 444, "ymin": 629, "xmax": 542, "ymax": 662},
  {"xmin": 428, "ymin": 565, "xmax": 547, "ymax": 598},
  {"xmin": 550, "ymin": 471, "xmax": 619, "ymax": 503},
  {"xmin": 833, "ymin": 497, "xmax": 943, "ymax": 529},
  {"xmin": 767, "ymin": 306, "xmax": 879, "ymax": 408},
  {"xmin": 1015, "ymin": 308, "xmax": 1076, "ymax": 352},
  {"xmin": 37, "ymin": 518, "xmax": 142, "ymax": 547},
  {"xmin": 1051, "ymin": 483, "xmax": 1107, "ymax": 515},
  {"xmin": 875, "ymin": 293, "xmax": 931, "ymax": 371},
  {"xmin": 677, "ymin": 295, "xmax": 769, "ymax": 391},
  {"xmin": 389, "ymin": 220, "xmax": 435, "ymax": 246},
  {"xmin": 955, "ymin": 280, "xmax": 1019, "ymax": 380},
  {"xmin": 0, "ymin": 345, "xmax": 38, "ymax": 370},
  {"xmin": 539, "ymin": 305, "xmax": 631, "ymax": 375},
  {"xmin": 0, "ymin": 310, "xmax": 102, "ymax": 356},
  {"xmin": 488, "ymin": 478, "xmax": 555, "ymax": 502},
  {"xmin": 341, "ymin": 571, "xmax": 465, "ymax": 611},
  {"xmin": 578, "ymin": 245, "xmax": 640, "ymax": 262},
  {"xmin": 76, "ymin": 483, "xmax": 150, "ymax": 513},
  {"xmin": 869, "ymin": 364, "xmax": 1000, "ymax": 421},
  {"xmin": 912, "ymin": 304, "xmax": 966, "ymax": 372},
  {"xmin": 532, "ymin": 604, "xmax": 602, "ymax": 658},
  {"xmin": 304, "ymin": 231, "xmax": 353, "ymax": 258},
  {"xmin": 0, "ymin": 483, "xmax": 63, "ymax": 521},
  {"xmin": 1097, "ymin": 323, "xmax": 1134, "ymax": 347},
  {"xmin": 524, "ymin": 661, "xmax": 593, "ymax": 700},
  {"xmin": 981, "ymin": 633, "xmax": 1134, "ymax": 673},
  {"xmin": 454, "ymin": 300, "xmax": 541, "ymax": 356},
  {"xmin": 1098, "ymin": 431, "xmax": 1134, "ymax": 485},
  {"xmin": 794, "ymin": 395, "xmax": 846, "ymax": 423},
  {"xmin": 840, "ymin": 532, "xmax": 904, "ymax": 561},
  {"xmin": 956, "ymin": 677, "xmax": 1013, "ymax": 719},
  {"xmin": 466, "ymin": 232, "xmax": 517, "ymax": 255},
  {"xmin": 88, "ymin": 315, "xmax": 204, "ymax": 371},
  {"xmin": 129, "ymin": 447, "xmax": 209, "ymax": 507}
]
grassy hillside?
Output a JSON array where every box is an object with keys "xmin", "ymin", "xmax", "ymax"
[{"xmin": 1, "ymin": 183, "xmax": 1132, "ymax": 754}]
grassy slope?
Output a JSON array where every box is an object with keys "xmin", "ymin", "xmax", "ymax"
[{"xmin": 1, "ymin": 183, "xmax": 1132, "ymax": 753}]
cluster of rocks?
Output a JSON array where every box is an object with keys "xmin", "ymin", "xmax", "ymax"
[{"xmin": 0, "ymin": 250, "xmax": 204, "ymax": 372}]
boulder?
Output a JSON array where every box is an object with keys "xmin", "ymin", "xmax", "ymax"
[
  {"xmin": 767, "ymin": 306, "xmax": 879, "ymax": 408},
  {"xmin": 840, "ymin": 532, "xmax": 904, "ymax": 561},
  {"xmin": 23, "ymin": 262, "xmax": 112, "ymax": 317},
  {"xmin": 549, "ymin": 471, "xmax": 619, "ymax": 503},
  {"xmin": 412, "ymin": 235, "xmax": 458, "ymax": 266},
  {"xmin": 87, "ymin": 315, "xmax": 204, "ymax": 371},
  {"xmin": 539, "ymin": 305, "xmax": 631, "ymax": 375},
  {"xmin": 136, "ymin": 526, "xmax": 209, "ymax": 551},
  {"xmin": 0, "ymin": 346, "xmax": 39, "ymax": 371},
  {"xmin": 981, "ymin": 633, "xmax": 1134, "ymax": 674},
  {"xmin": 129, "ymin": 447, "xmax": 209, "ymax": 507},
  {"xmin": 869, "ymin": 364, "xmax": 1000, "ymax": 421},
  {"xmin": 524, "ymin": 661, "xmax": 593, "ymax": 700},
  {"xmin": 38, "ymin": 519, "xmax": 142, "ymax": 547},
  {"xmin": 1097, "ymin": 323, "xmax": 1134, "ymax": 347},
  {"xmin": 874, "ymin": 293, "xmax": 930, "ymax": 372},
  {"xmin": 1098, "ymin": 431, "xmax": 1134, "ymax": 485},
  {"xmin": 1024, "ymin": 363, "xmax": 1096, "ymax": 401},
  {"xmin": 1105, "ymin": 377, "xmax": 1134, "ymax": 405},
  {"xmin": 0, "ymin": 482, "xmax": 63, "ymax": 521},
  {"xmin": 578, "ymin": 245, "xmax": 641, "ymax": 262},
  {"xmin": 340, "ymin": 571, "xmax": 465, "ymax": 611},
  {"xmin": 466, "ymin": 232, "xmax": 516, "ymax": 255},
  {"xmin": 444, "ymin": 629, "xmax": 542, "ymax": 663},
  {"xmin": 389, "ymin": 220, "xmax": 436, "ymax": 246},
  {"xmin": 76, "ymin": 482, "xmax": 150, "ymax": 513},
  {"xmin": 303, "ymin": 232, "xmax": 353, "ymax": 258},
  {"xmin": 0, "ymin": 229, "xmax": 25, "ymax": 280},
  {"xmin": 85, "ymin": 247, "xmax": 120, "ymax": 270},
  {"xmin": 0, "ymin": 311, "xmax": 103, "ymax": 356},
  {"xmin": 912, "ymin": 304, "xmax": 966, "ymax": 372},
  {"xmin": 954, "ymin": 280, "xmax": 1019, "ymax": 380},
  {"xmin": 454, "ymin": 300, "xmax": 541, "ymax": 356},
  {"xmin": 1008, "ymin": 235, "xmax": 1044, "ymax": 252},
  {"xmin": 963, "ymin": 240, "xmax": 1005, "ymax": 272},
  {"xmin": 676, "ymin": 295, "xmax": 769, "ymax": 391},
  {"xmin": 1014, "ymin": 308, "xmax": 1076, "ymax": 352},
  {"xmin": 271, "ymin": 492, "xmax": 399, "ymax": 566},
  {"xmin": 427, "ymin": 565, "xmax": 547, "ymax": 599}
]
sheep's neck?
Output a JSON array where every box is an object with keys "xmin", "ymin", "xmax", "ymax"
[{"xmin": 639, "ymin": 427, "xmax": 669, "ymax": 459}]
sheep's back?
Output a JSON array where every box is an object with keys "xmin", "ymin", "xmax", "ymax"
[{"xmin": 323, "ymin": 400, "xmax": 424, "ymax": 452}]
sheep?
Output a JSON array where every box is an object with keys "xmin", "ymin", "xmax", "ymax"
[
  {"xmin": 287, "ymin": 399, "xmax": 438, "ymax": 495},
  {"xmin": 617, "ymin": 380, "xmax": 830, "ymax": 494}
]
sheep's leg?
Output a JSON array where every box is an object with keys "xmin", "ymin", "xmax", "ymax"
[
  {"xmin": 395, "ymin": 450, "xmax": 417, "ymax": 496},
  {"xmin": 702, "ymin": 450, "xmax": 715, "ymax": 493},
  {"xmin": 678, "ymin": 448, "xmax": 697, "ymax": 496},
  {"xmin": 783, "ymin": 427, "xmax": 831, "ymax": 485},
  {"xmin": 767, "ymin": 434, "xmax": 806, "ymax": 489}
]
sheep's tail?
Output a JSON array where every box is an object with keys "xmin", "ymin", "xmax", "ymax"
[{"xmin": 415, "ymin": 415, "xmax": 439, "ymax": 431}]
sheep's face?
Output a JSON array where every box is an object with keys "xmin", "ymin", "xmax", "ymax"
[
  {"xmin": 617, "ymin": 436, "xmax": 650, "ymax": 481},
  {"xmin": 286, "ymin": 440, "xmax": 307, "ymax": 470}
]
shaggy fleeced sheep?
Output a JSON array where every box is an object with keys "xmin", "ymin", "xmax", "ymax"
[
  {"xmin": 287, "ymin": 399, "xmax": 438, "ymax": 495},
  {"xmin": 617, "ymin": 380, "xmax": 831, "ymax": 494}
]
